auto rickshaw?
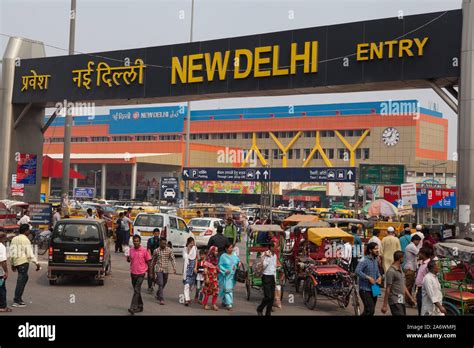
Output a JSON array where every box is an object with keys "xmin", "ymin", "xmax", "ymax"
[{"xmin": 245, "ymin": 225, "xmax": 286, "ymax": 301}]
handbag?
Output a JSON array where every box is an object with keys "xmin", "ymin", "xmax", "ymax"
[
  {"xmin": 371, "ymin": 284, "xmax": 381, "ymax": 297},
  {"xmin": 234, "ymin": 263, "xmax": 247, "ymax": 283}
]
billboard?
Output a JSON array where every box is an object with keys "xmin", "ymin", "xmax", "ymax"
[
  {"xmin": 73, "ymin": 187, "xmax": 95, "ymax": 199},
  {"xmin": 385, "ymin": 187, "xmax": 456, "ymax": 209},
  {"xmin": 326, "ymin": 182, "xmax": 355, "ymax": 197},
  {"xmin": 16, "ymin": 154, "xmax": 37, "ymax": 185},
  {"xmin": 189, "ymin": 181, "xmax": 261, "ymax": 194},
  {"xmin": 109, "ymin": 106, "xmax": 185, "ymax": 134}
]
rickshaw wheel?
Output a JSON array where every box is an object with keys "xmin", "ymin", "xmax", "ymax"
[
  {"xmin": 279, "ymin": 273, "xmax": 286, "ymax": 301},
  {"xmin": 443, "ymin": 301, "xmax": 461, "ymax": 316},
  {"xmin": 245, "ymin": 277, "xmax": 251, "ymax": 301},
  {"xmin": 303, "ymin": 277, "xmax": 317, "ymax": 310},
  {"xmin": 351, "ymin": 289, "xmax": 361, "ymax": 316},
  {"xmin": 295, "ymin": 278, "xmax": 301, "ymax": 293}
]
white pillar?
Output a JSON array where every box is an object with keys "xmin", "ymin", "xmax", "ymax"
[
  {"xmin": 101, "ymin": 163, "xmax": 107, "ymax": 199},
  {"xmin": 131, "ymin": 162, "xmax": 137, "ymax": 200},
  {"xmin": 73, "ymin": 164, "xmax": 78, "ymax": 190}
]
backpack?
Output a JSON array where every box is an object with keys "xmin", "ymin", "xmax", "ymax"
[{"xmin": 252, "ymin": 256, "xmax": 265, "ymax": 278}]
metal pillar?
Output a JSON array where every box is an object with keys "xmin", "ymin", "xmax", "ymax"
[
  {"xmin": 458, "ymin": 0, "xmax": 474, "ymax": 238},
  {"xmin": 183, "ymin": 0, "xmax": 195, "ymax": 208},
  {"xmin": 101, "ymin": 163, "xmax": 107, "ymax": 199},
  {"xmin": 61, "ymin": 0, "xmax": 77, "ymax": 199},
  {"xmin": 0, "ymin": 37, "xmax": 46, "ymax": 201},
  {"xmin": 131, "ymin": 163, "xmax": 138, "ymax": 200}
]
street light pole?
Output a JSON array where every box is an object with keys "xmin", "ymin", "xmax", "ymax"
[
  {"xmin": 61, "ymin": 0, "xmax": 76, "ymax": 202},
  {"xmin": 183, "ymin": 0, "xmax": 195, "ymax": 208}
]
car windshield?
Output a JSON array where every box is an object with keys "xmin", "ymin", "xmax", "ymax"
[
  {"xmin": 134, "ymin": 215, "xmax": 164, "ymax": 227},
  {"xmin": 53, "ymin": 223, "xmax": 100, "ymax": 243},
  {"xmin": 189, "ymin": 219, "xmax": 210, "ymax": 227}
]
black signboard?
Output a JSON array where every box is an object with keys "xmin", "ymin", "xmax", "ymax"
[
  {"xmin": 160, "ymin": 177, "xmax": 179, "ymax": 201},
  {"xmin": 182, "ymin": 167, "xmax": 356, "ymax": 182},
  {"xmin": 28, "ymin": 203, "xmax": 52, "ymax": 226},
  {"xmin": 12, "ymin": 10, "xmax": 461, "ymax": 105}
]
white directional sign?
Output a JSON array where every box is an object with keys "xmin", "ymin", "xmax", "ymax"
[{"xmin": 401, "ymin": 182, "xmax": 418, "ymax": 205}]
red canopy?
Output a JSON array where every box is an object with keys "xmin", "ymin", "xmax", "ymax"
[{"xmin": 42, "ymin": 155, "xmax": 85, "ymax": 179}]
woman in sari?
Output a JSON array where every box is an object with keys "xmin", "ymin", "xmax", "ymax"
[
  {"xmin": 218, "ymin": 243, "xmax": 241, "ymax": 310},
  {"xmin": 202, "ymin": 246, "xmax": 219, "ymax": 311},
  {"xmin": 182, "ymin": 237, "xmax": 197, "ymax": 306}
]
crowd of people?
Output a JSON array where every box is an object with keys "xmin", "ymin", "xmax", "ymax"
[{"xmin": 355, "ymin": 223, "xmax": 447, "ymax": 316}]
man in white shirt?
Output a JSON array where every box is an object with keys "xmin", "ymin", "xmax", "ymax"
[
  {"xmin": 422, "ymin": 260, "xmax": 446, "ymax": 316},
  {"xmin": 403, "ymin": 234, "xmax": 421, "ymax": 298},
  {"xmin": 414, "ymin": 225, "xmax": 424, "ymax": 249},
  {"xmin": 52, "ymin": 207, "xmax": 61, "ymax": 229},
  {"xmin": 0, "ymin": 232, "xmax": 10, "ymax": 312},
  {"xmin": 341, "ymin": 241, "xmax": 353, "ymax": 271},
  {"xmin": 85, "ymin": 208, "xmax": 96, "ymax": 220},
  {"xmin": 17, "ymin": 211, "xmax": 31, "ymax": 226},
  {"xmin": 121, "ymin": 213, "xmax": 133, "ymax": 247},
  {"xmin": 368, "ymin": 230, "xmax": 382, "ymax": 249},
  {"xmin": 257, "ymin": 244, "xmax": 277, "ymax": 316}
]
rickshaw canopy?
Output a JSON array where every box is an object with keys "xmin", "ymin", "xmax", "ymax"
[
  {"xmin": 283, "ymin": 214, "xmax": 319, "ymax": 223},
  {"xmin": 295, "ymin": 221, "xmax": 330, "ymax": 228},
  {"xmin": 249, "ymin": 224, "xmax": 284, "ymax": 233},
  {"xmin": 307, "ymin": 227, "xmax": 354, "ymax": 246}
]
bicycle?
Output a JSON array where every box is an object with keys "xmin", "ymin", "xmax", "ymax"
[{"xmin": 30, "ymin": 229, "xmax": 52, "ymax": 255}]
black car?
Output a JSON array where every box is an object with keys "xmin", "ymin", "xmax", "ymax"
[{"xmin": 48, "ymin": 219, "xmax": 112, "ymax": 285}]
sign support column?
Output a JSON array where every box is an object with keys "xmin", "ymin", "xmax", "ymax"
[
  {"xmin": 131, "ymin": 162, "xmax": 137, "ymax": 200},
  {"xmin": 101, "ymin": 163, "xmax": 107, "ymax": 199},
  {"xmin": 458, "ymin": 0, "xmax": 474, "ymax": 237}
]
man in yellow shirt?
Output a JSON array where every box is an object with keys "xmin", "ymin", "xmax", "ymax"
[
  {"xmin": 380, "ymin": 226, "xmax": 401, "ymax": 273},
  {"xmin": 9, "ymin": 224, "xmax": 41, "ymax": 308}
]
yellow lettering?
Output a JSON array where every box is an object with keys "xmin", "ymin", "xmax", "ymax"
[
  {"xmin": 413, "ymin": 37, "xmax": 429, "ymax": 56},
  {"xmin": 272, "ymin": 45, "xmax": 289, "ymax": 76},
  {"xmin": 204, "ymin": 51, "xmax": 230, "ymax": 81},
  {"xmin": 171, "ymin": 56, "xmax": 187, "ymax": 84},
  {"xmin": 254, "ymin": 46, "xmax": 272, "ymax": 77},
  {"xmin": 398, "ymin": 39, "xmax": 414, "ymax": 57},
  {"xmin": 290, "ymin": 42, "xmax": 311, "ymax": 74},
  {"xmin": 234, "ymin": 49, "xmax": 253, "ymax": 79},
  {"xmin": 357, "ymin": 43, "xmax": 369, "ymax": 61},
  {"xmin": 369, "ymin": 42, "xmax": 383, "ymax": 60},
  {"xmin": 311, "ymin": 41, "xmax": 318, "ymax": 72},
  {"xmin": 384, "ymin": 40, "xmax": 398, "ymax": 58},
  {"xmin": 188, "ymin": 53, "xmax": 204, "ymax": 83}
]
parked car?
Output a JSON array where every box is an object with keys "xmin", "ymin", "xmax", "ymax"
[
  {"xmin": 188, "ymin": 218, "xmax": 225, "ymax": 247},
  {"xmin": 48, "ymin": 219, "xmax": 112, "ymax": 286},
  {"xmin": 132, "ymin": 213, "xmax": 194, "ymax": 253}
]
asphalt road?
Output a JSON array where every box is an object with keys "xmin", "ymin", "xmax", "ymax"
[{"xmin": 3, "ymin": 239, "xmax": 417, "ymax": 316}]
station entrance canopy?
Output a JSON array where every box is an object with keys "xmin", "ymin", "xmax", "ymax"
[{"xmin": 13, "ymin": 10, "xmax": 461, "ymax": 106}]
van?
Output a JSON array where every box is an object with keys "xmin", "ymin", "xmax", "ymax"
[
  {"xmin": 132, "ymin": 213, "xmax": 194, "ymax": 253},
  {"xmin": 48, "ymin": 219, "xmax": 112, "ymax": 286}
]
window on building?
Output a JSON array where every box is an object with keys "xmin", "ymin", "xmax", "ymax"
[
  {"xmin": 354, "ymin": 130, "xmax": 363, "ymax": 137},
  {"xmin": 327, "ymin": 131, "xmax": 335, "ymax": 137},
  {"xmin": 304, "ymin": 131, "xmax": 311, "ymax": 137},
  {"xmin": 211, "ymin": 134, "xmax": 218, "ymax": 139},
  {"xmin": 272, "ymin": 149, "xmax": 280, "ymax": 160},
  {"xmin": 338, "ymin": 148, "xmax": 346, "ymax": 160},
  {"xmin": 218, "ymin": 133, "xmax": 224, "ymax": 140},
  {"xmin": 288, "ymin": 149, "xmax": 293, "ymax": 159},
  {"xmin": 243, "ymin": 133, "xmax": 252, "ymax": 139},
  {"xmin": 355, "ymin": 148, "xmax": 362, "ymax": 159},
  {"xmin": 136, "ymin": 135, "xmax": 156, "ymax": 141},
  {"xmin": 363, "ymin": 148, "xmax": 370, "ymax": 160},
  {"xmin": 112, "ymin": 136, "xmax": 132, "ymax": 142},
  {"xmin": 288, "ymin": 131, "xmax": 295, "ymax": 138},
  {"xmin": 257, "ymin": 132, "xmax": 263, "ymax": 139},
  {"xmin": 71, "ymin": 137, "xmax": 89, "ymax": 143},
  {"xmin": 416, "ymin": 172, "xmax": 425, "ymax": 177},
  {"xmin": 325, "ymin": 148, "xmax": 334, "ymax": 159},
  {"xmin": 347, "ymin": 130, "xmax": 354, "ymax": 137},
  {"xmin": 294, "ymin": 149, "xmax": 301, "ymax": 159},
  {"xmin": 262, "ymin": 149, "xmax": 269, "ymax": 160},
  {"xmin": 304, "ymin": 149, "xmax": 311, "ymax": 159},
  {"xmin": 313, "ymin": 150, "xmax": 320, "ymax": 160},
  {"xmin": 321, "ymin": 131, "xmax": 327, "ymax": 137},
  {"xmin": 50, "ymin": 137, "xmax": 64, "ymax": 143}
]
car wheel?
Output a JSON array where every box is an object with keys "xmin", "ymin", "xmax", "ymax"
[
  {"xmin": 97, "ymin": 279, "xmax": 105, "ymax": 286},
  {"xmin": 49, "ymin": 279, "xmax": 57, "ymax": 285}
]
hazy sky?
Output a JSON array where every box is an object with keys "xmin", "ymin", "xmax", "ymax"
[{"xmin": 0, "ymin": 0, "xmax": 462, "ymax": 155}]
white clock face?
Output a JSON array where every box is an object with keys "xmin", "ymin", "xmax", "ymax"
[{"xmin": 382, "ymin": 127, "xmax": 400, "ymax": 146}]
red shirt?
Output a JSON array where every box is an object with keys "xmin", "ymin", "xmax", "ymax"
[{"xmin": 129, "ymin": 246, "xmax": 151, "ymax": 275}]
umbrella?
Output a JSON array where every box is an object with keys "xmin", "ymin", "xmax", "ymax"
[{"xmin": 367, "ymin": 199, "xmax": 398, "ymax": 217}]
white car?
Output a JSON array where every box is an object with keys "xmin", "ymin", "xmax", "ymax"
[
  {"xmin": 131, "ymin": 213, "xmax": 193, "ymax": 253},
  {"xmin": 188, "ymin": 218, "xmax": 225, "ymax": 247},
  {"xmin": 163, "ymin": 188, "xmax": 176, "ymax": 199}
]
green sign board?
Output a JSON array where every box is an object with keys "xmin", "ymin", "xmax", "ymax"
[{"xmin": 359, "ymin": 164, "xmax": 405, "ymax": 185}]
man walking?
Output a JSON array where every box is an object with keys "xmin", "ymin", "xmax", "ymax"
[
  {"xmin": 403, "ymin": 234, "xmax": 422, "ymax": 299},
  {"xmin": 257, "ymin": 243, "xmax": 277, "ymax": 316},
  {"xmin": 355, "ymin": 242, "xmax": 382, "ymax": 316},
  {"xmin": 126, "ymin": 235, "xmax": 151, "ymax": 315},
  {"xmin": 422, "ymin": 260, "xmax": 446, "ymax": 316},
  {"xmin": 381, "ymin": 251, "xmax": 416, "ymax": 316},
  {"xmin": 380, "ymin": 226, "xmax": 401, "ymax": 274},
  {"xmin": 151, "ymin": 238, "xmax": 176, "ymax": 305},
  {"xmin": 415, "ymin": 246, "xmax": 433, "ymax": 315},
  {"xmin": 207, "ymin": 225, "xmax": 227, "ymax": 258},
  {"xmin": 146, "ymin": 229, "xmax": 161, "ymax": 292},
  {"xmin": 121, "ymin": 211, "xmax": 133, "ymax": 247},
  {"xmin": 224, "ymin": 217, "xmax": 237, "ymax": 246},
  {"xmin": 52, "ymin": 207, "xmax": 61, "ymax": 229},
  {"xmin": 0, "ymin": 232, "xmax": 11, "ymax": 312},
  {"xmin": 9, "ymin": 224, "xmax": 41, "ymax": 308},
  {"xmin": 399, "ymin": 224, "xmax": 412, "ymax": 252}
]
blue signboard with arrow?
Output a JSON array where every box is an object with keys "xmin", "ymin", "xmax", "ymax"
[{"xmin": 182, "ymin": 167, "xmax": 356, "ymax": 182}]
